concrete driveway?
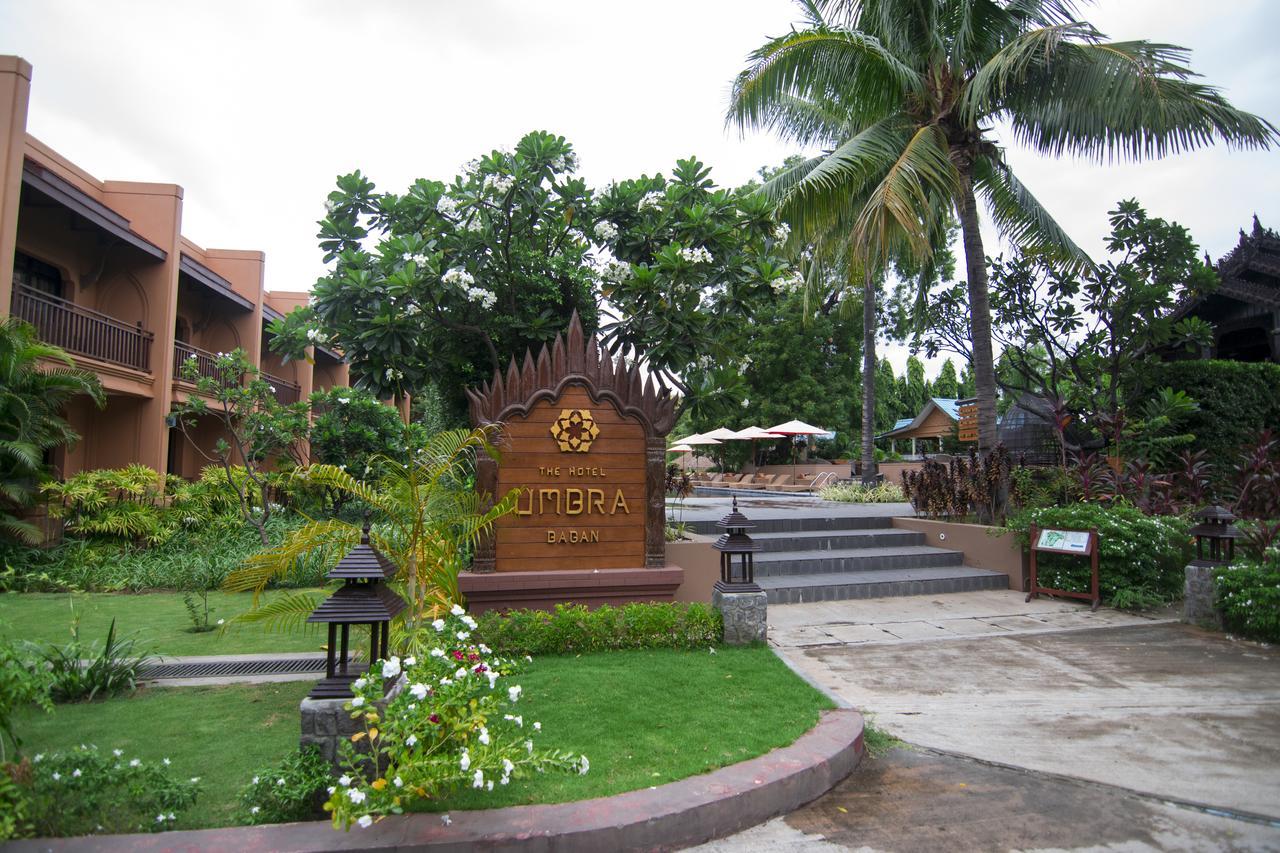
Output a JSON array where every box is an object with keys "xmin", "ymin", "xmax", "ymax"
[{"xmin": 698, "ymin": 591, "xmax": 1280, "ymax": 851}]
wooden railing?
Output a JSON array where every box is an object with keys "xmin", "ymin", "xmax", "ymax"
[
  {"xmin": 263, "ymin": 373, "xmax": 302, "ymax": 405},
  {"xmin": 12, "ymin": 286, "xmax": 153, "ymax": 372},
  {"xmin": 173, "ymin": 341, "xmax": 224, "ymax": 384}
]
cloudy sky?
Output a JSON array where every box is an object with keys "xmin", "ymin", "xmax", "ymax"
[{"xmin": 3, "ymin": 0, "xmax": 1278, "ymax": 375}]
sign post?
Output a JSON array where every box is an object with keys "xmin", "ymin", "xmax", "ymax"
[{"xmin": 1027, "ymin": 525, "xmax": 1101, "ymax": 611}]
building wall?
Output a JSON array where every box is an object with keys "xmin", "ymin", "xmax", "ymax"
[{"xmin": 0, "ymin": 54, "xmax": 349, "ymax": 481}]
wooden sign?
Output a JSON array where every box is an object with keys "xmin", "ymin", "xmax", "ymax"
[
  {"xmin": 1027, "ymin": 525, "xmax": 1100, "ymax": 611},
  {"xmin": 465, "ymin": 312, "xmax": 677, "ymax": 575},
  {"xmin": 1035, "ymin": 528, "xmax": 1091, "ymax": 554},
  {"xmin": 957, "ymin": 397, "xmax": 978, "ymax": 443}
]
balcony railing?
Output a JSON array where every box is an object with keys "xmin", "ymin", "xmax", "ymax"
[
  {"xmin": 12, "ymin": 286, "xmax": 153, "ymax": 372},
  {"xmin": 263, "ymin": 373, "xmax": 302, "ymax": 405},
  {"xmin": 173, "ymin": 341, "xmax": 224, "ymax": 384}
]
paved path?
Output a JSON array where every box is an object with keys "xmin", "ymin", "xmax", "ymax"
[{"xmin": 693, "ymin": 590, "xmax": 1280, "ymax": 851}]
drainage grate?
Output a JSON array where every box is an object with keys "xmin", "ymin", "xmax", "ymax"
[{"xmin": 140, "ymin": 658, "xmax": 328, "ymax": 680}]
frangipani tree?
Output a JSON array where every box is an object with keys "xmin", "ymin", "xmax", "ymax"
[
  {"xmin": 730, "ymin": 0, "xmax": 1277, "ymax": 454},
  {"xmin": 271, "ymin": 131, "xmax": 598, "ymax": 409}
]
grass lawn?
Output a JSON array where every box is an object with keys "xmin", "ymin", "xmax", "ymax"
[
  {"xmin": 0, "ymin": 590, "xmax": 327, "ymax": 657},
  {"xmin": 13, "ymin": 645, "xmax": 833, "ymax": 833}
]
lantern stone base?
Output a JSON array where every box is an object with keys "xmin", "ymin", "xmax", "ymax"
[
  {"xmin": 713, "ymin": 580, "xmax": 767, "ymax": 645},
  {"xmin": 300, "ymin": 677, "xmax": 404, "ymax": 771},
  {"xmin": 1183, "ymin": 562, "xmax": 1224, "ymax": 629}
]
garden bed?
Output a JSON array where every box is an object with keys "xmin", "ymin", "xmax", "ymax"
[{"xmin": 12, "ymin": 645, "xmax": 833, "ymax": 833}]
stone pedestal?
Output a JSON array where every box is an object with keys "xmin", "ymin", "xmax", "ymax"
[
  {"xmin": 713, "ymin": 581, "xmax": 767, "ymax": 645},
  {"xmin": 1184, "ymin": 563, "xmax": 1223, "ymax": 629},
  {"xmin": 300, "ymin": 677, "xmax": 403, "ymax": 770}
]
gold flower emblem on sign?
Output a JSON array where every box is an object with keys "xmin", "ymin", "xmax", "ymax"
[{"xmin": 550, "ymin": 408, "xmax": 600, "ymax": 453}]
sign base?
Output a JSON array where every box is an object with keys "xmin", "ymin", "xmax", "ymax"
[{"xmin": 459, "ymin": 566, "xmax": 684, "ymax": 614}]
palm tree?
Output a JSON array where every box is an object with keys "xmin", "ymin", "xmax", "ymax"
[
  {"xmin": 730, "ymin": 0, "xmax": 1277, "ymax": 452},
  {"xmin": 0, "ymin": 317, "xmax": 104, "ymax": 542}
]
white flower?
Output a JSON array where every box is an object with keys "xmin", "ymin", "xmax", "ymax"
[
  {"xmin": 533, "ymin": 722, "xmax": 541, "ymax": 731},
  {"xmin": 437, "ymin": 195, "xmax": 460, "ymax": 217},
  {"xmin": 525, "ymin": 739, "xmax": 534, "ymax": 755},
  {"xmin": 410, "ymin": 682, "xmax": 429, "ymax": 700},
  {"xmin": 129, "ymin": 759, "xmax": 141, "ymax": 767},
  {"xmin": 440, "ymin": 677, "xmax": 453, "ymax": 686},
  {"xmin": 455, "ymin": 667, "xmax": 468, "ymax": 680},
  {"xmin": 461, "ymin": 614, "xmax": 478, "ymax": 630},
  {"xmin": 773, "ymin": 222, "xmax": 791, "ymax": 242},
  {"xmin": 404, "ymin": 302, "xmax": 421, "ymax": 317},
  {"xmin": 251, "ymin": 806, "xmax": 260, "ymax": 815},
  {"xmin": 358, "ymin": 815, "xmax": 373, "ymax": 829},
  {"xmin": 51, "ymin": 772, "xmax": 61, "ymax": 781},
  {"xmin": 354, "ymin": 677, "xmax": 368, "ymax": 690},
  {"xmin": 479, "ymin": 644, "xmax": 492, "ymax": 654},
  {"xmin": 216, "ymin": 618, "xmax": 225, "ymax": 625},
  {"xmin": 478, "ymin": 727, "xmax": 490, "ymax": 746},
  {"xmin": 484, "ymin": 173, "xmax": 515, "ymax": 195},
  {"xmin": 351, "ymin": 696, "xmax": 366, "ymax": 708},
  {"xmin": 393, "ymin": 776, "xmax": 404, "ymax": 788},
  {"xmin": 168, "ymin": 812, "xmax": 176, "ymax": 821},
  {"xmin": 639, "ymin": 190, "xmax": 664, "ymax": 210},
  {"xmin": 442, "ymin": 267, "xmax": 475, "ymax": 288},
  {"xmin": 460, "ymin": 749, "xmax": 471, "ymax": 771},
  {"xmin": 339, "ymin": 775, "xmax": 352, "ymax": 786},
  {"xmin": 430, "ymin": 647, "xmax": 446, "ymax": 658},
  {"xmin": 463, "ymin": 285, "xmax": 497, "ymax": 309},
  {"xmin": 678, "ymin": 246, "xmax": 714, "ymax": 264},
  {"xmin": 112, "ymin": 749, "xmax": 122, "ymax": 757},
  {"xmin": 382, "ymin": 657, "xmax": 402, "ymax": 679},
  {"xmin": 252, "ymin": 776, "xmax": 260, "ymax": 785},
  {"xmin": 277, "ymin": 778, "xmax": 286, "ymax": 786},
  {"xmin": 525, "ymin": 655, "xmax": 533, "ymax": 663},
  {"xmin": 441, "ymin": 814, "xmax": 452, "ymax": 826},
  {"xmin": 487, "ymin": 780, "xmax": 494, "ymax": 791},
  {"xmin": 450, "ymin": 603, "xmax": 466, "ymax": 616},
  {"xmin": 508, "ymin": 685, "xmax": 522, "ymax": 702},
  {"xmin": 593, "ymin": 220, "xmax": 618, "ymax": 242},
  {"xmin": 404, "ymin": 656, "xmax": 417, "ymax": 667},
  {"xmin": 432, "ymin": 619, "xmax": 446, "ymax": 632},
  {"xmin": 502, "ymin": 758, "xmax": 515, "ymax": 775},
  {"xmin": 157, "ymin": 814, "xmax": 167, "ymax": 823},
  {"xmin": 406, "ymin": 734, "xmax": 418, "ymax": 747},
  {"xmin": 348, "ymin": 788, "xmax": 366, "ymax": 803},
  {"xmin": 190, "ymin": 777, "xmax": 201, "ymax": 784},
  {"xmin": 473, "ymin": 769, "xmax": 485, "ymax": 789},
  {"xmin": 486, "ymin": 670, "xmax": 500, "ymax": 689},
  {"xmin": 457, "ymin": 630, "xmax": 471, "ymax": 641},
  {"xmin": 579, "ymin": 755, "xmax": 590, "ymax": 775}
]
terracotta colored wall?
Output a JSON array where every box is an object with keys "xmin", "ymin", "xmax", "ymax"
[
  {"xmin": 668, "ymin": 537, "xmax": 720, "ymax": 603},
  {"xmin": 892, "ymin": 517, "xmax": 1026, "ymax": 591},
  {"xmin": 0, "ymin": 56, "xmax": 32, "ymax": 313}
]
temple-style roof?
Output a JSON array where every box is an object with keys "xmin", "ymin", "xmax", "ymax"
[
  {"xmin": 307, "ymin": 582, "xmax": 406, "ymax": 623},
  {"xmin": 876, "ymin": 398, "xmax": 962, "ymax": 441},
  {"xmin": 465, "ymin": 311, "xmax": 678, "ymax": 435},
  {"xmin": 327, "ymin": 530, "xmax": 397, "ymax": 581},
  {"xmin": 1173, "ymin": 216, "xmax": 1280, "ymax": 319}
]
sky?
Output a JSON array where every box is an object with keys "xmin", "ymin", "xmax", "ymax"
[{"xmin": 3, "ymin": 0, "xmax": 1278, "ymax": 379}]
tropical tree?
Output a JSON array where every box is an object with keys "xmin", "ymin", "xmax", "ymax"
[
  {"xmin": 934, "ymin": 358, "xmax": 959, "ymax": 399},
  {"xmin": 0, "ymin": 318, "xmax": 104, "ymax": 543},
  {"xmin": 729, "ymin": 0, "xmax": 1277, "ymax": 454}
]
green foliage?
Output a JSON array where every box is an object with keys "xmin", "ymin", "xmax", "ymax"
[
  {"xmin": 1142, "ymin": 361, "xmax": 1280, "ymax": 472},
  {"xmin": 239, "ymin": 746, "xmax": 332, "ymax": 824},
  {"xmin": 0, "ymin": 637, "xmax": 52, "ymax": 764},
  {"xmin": 327, "ymin": 610, "xmax": 585, "ymax": 829},
  {"xmin": 1009, "ymin": 465, "xmax": 1077, "ymax": 512},
  {"xmin": 291, "ymin": 131, "xmax": 598, "ymax": 409},
  {"xmin": 820, "ymin": 481, "xmax": 906, "ymax": 503},
  {"xmin": 0, "ymin": 317, "xmax": 104, "ymax": 544},
  {"xmin": 23, "ymin": 744, "xmax": 201, "ymax": 837},
  {"xmin": 1215, "ymin": 553, "xmax": 1280, "ymax": 643},
  {"xmin": 1007, "ymin": 503, "xmax": 1192, "ymax": 607},
  {"xmin": 473, "ymin": 602, "xmax": 723, "ymax": 657},
  {"xmin": 27, "ymin": 618, "xmax": 153, "ymax": 703},
  {"xmin": 309, "ymin": 387, "xmax": 424, "ymax": 484}
]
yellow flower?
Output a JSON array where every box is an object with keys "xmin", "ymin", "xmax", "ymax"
[
  {"xmin": 371, "ymin": 778, "xmax": 388, "ymax": 791},
  {"xmin": 351, "ymin": 732, "xmax": 366, "ymax": 742}
]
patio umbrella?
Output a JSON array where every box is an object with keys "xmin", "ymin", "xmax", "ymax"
[
  {"xmin": 765, "ymin": 420, "xmax": 828, "ymax": 482},
  {"xmin": 667, "ymin": 443, "xmax": 693, "ymax": 471},
  {"xmin": 701, "ymin": 427, "xmax": 748, "ymax": 470},
  {"xmin": 733, "ymin": 425, "xmax": 784, "ymax": 469},
  {"xmin": 670, "ymin": 433, "xmax": 722, "ymax": 471}
]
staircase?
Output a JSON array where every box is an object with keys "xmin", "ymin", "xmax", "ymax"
[{"xmin": 690, "ymin": 513, "xmax": 1007, "ymax": 604}]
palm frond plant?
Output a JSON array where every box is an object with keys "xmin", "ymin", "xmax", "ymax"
[
  {"xmin": 224, "ymin": 425, "xmax": 519, "ymax": 648},
  {"xmin": 729, "ymin": 0, "xmax": 1278, "ymax": 458}
]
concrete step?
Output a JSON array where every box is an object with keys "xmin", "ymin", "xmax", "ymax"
[
  {"xmin": 750, "ymin": 528, "xmax": 926, "ymax": 553},
  {"xmin": 753, "ymin": 545, "xmax": 964, "ymax": 578},
  {"xmin": 689, "ymin": 514, "xmax": 899, "ymax": 536},
  {"xmin": 760, "ymin": 567, "xmax": 1009, "ymax": 605}
]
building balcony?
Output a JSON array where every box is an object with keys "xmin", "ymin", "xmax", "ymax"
[
  {"xmin": 12, "ymin": 285, "xmax": 153, "ymax": 372},
  {"xmin": 263, "ymin": 373, "xmax": 302, "ymax": 405},
  {"xmin": 173, "ymin": 341, "xmax": 225, "ymax": 385}
]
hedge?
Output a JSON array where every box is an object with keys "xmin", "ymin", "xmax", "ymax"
[
  {"xmin": 473, "ymin": 602, "xmax": 723, "ymax": 656},
  {"xmin": 1142, "ymin": 360, "xmax": 1280, "ymax": 470}
]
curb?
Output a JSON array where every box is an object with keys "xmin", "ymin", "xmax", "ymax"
[{"xmin": 11, "ymin": 709, "xmax": 863, "ymax": 852}]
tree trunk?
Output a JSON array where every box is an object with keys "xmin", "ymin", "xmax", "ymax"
[
  {"xmin": 956, "ymin": 173, "xmax": 999, "ymax": 453},
  {"xmin": 860, "ymin": 267, "xmax": 878, "ymax": 486}
]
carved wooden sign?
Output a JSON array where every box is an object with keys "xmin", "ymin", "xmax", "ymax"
[{"xmin": 465, "ymin": 312, "xmax": 676, "ymax": 574}]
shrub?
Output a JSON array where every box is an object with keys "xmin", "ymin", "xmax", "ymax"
[
  {"xmin": 326, "ymin": 608, "xmax": 585, "ymax": 829},
  {"xmin": 29, "ymin": 618, "xmax": 153, "ymax": 702},
  {"xmin": 1141, "ymin": 361, "xmax": 1280, "ymax": 472},
  {"xmin": 902, "ymin": 446, "xmax": 1011, "ymax": 522},
  {"xmin": 474, "ymin": 602, "xmax": 722, "ymax": 656},
  {"xmin": 0, "ymin": 638, "xmax": 52, "ymax": 763},
  {"xmin": 820, "ymin": 481, "xmax": 906, "ymax": 503},
  {"xmin": 240, "ymin": 746, "xmax": 333, "ymax": 824},
  {"xmin": 1215, "ymin": 553, "xmax": 1280, "ymax": 644},
  {"xmin": 1007, "ymin": 503, "xmax": 1192, "ymax": 607},
  {"xmin": 23, "ymin": 745, "xmax": 200, "ymax": 837}
]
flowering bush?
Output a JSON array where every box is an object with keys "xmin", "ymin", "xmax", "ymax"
[
  {"xmin": 1216, "ymin": 552, "xmax": 1280, "ymax": 643},
  {"xmin": 240, "ymin": 745, "xmax": 334, "ymax": 824},
  {"xmin": 1006, "ymin": 502, "xmax": 1191, "ymax": 607},
  {"xmin": 474, "ymin": 602, "xmax": 722, "ymax": 656},
  {"xmin": 326, "ymin": 607, "xmax": 586, "ymax": 830},
  {"xmin": 821, "ymin": 482, "xmax": 907, "ymax": 504},
  {"xmin": 21, "ymin": 745, "xmax": 200, "ymax": 837}
]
